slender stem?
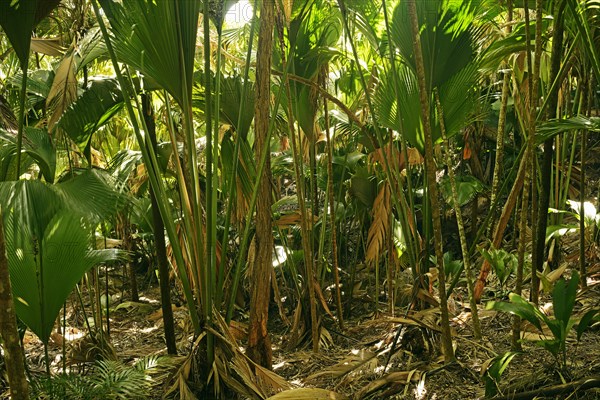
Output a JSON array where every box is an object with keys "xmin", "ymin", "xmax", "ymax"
[
  {"xmin": 435, "ymin": 90, "xmax": 481, "ymax": 341},
  {"xmin": 90, "ymin": 0, "xmax": 200, "ymax": 332},
  {"xmin": 15, "ymin": 67, "xmax": 28, "ymax": 180},
  {"xmin": 489, "ymin": 0, "xmax": 513, "ymax": 230},
  {"xmin": 407, "ymin": 0, "xmax": 454, "ymax": 361},
  {"xmin": 324, "ymin": 90, "xmax": 344, "ymax": 330}
]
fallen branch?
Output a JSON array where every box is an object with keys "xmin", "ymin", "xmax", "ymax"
[{"xmin": 493, "ymin": 376, "xmax": 600, "ymax": 400}]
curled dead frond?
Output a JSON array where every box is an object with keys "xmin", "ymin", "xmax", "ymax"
[
  {"xmin": 366, "ymin": 184, "xmax": 391, "ymax": 268},
  {"xmin": 304, "ymin": 349, "xmax": 377, "ymax": 385},
  {"xmin": 266, "ymin": 388, "xmax": 349, "ymax": 400},
  {"xmin": 354, "ymin": 369, "xmax": 422, "ymax": 399}
]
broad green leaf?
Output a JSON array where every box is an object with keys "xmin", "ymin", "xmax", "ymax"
[
  {"xmin": 0, "ymin": 127, "xmax": 56, "ymax": 183},
  {"xmin": 577, "ymin": 310, "xmax": 599, "ymax": 341},
  {"xmin": 545, "ymin": 224, "xmax": 578, "ymax": 244},
  {"xmin": 0, "ymin": 177, "xmax": 126, "ymax": 343},
  {"xmin": 5, "ymin": 210, "xmax": 120, "ymax": 343},
  {"xmin": 55, "ymin": 78, "xmax": 124, "ymax": 152},
  {"xmin": 553, "ymin": 272, "xmax": 579, "ymax": 326},
  {"xmin": 98, "ymin": 0, "xmax": 201, "ymax": 107},
  {"xmin": 536, "ymin": 339, "xmax": 561, "ymax": 356},
  {"xmin": 484, "ymin": 351, "xmax": 519, "ymax": 397},
  {"xmin": 0, "ymin": 0, "xmax": 37, "ymax": 69},
  {"xmin": 486, "ymin": 296, "xmax": 543, "ymax": 332},
  {"xmin": 545, "ymin": 318, "xmax": 563, "ymax": 342}
]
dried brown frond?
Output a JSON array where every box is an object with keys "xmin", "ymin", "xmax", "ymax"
[
  {"xmin": 266, "ymin": 388, "xmax": 349, "ymax": 400},
  {"xmin": 47, "ymin": 53, "xmax": 78, "ymax": 132},
  {"xmin": 366, "ymin": 184, "xmax": 391, "ymax": 268}
]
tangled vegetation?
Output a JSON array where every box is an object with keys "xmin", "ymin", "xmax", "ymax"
[{"xmin": 0, "ymin": 0, "xmax": 600, "ymax": 399}]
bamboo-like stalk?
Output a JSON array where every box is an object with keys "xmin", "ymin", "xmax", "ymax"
[
  {"xmin": 323, "ymin": 93, "xmax": 344, "ymax": 331},
  {"xmin": 380, "ymin": 0, "xmax": 422, "ymax": 297},
  {"xmin": 489, "ymin": 0, "xmax": 513, "ymax": 230},
  {"xmin": 275, "ymin": 8, "xmax": 320, "ymax": 353},
  {"xmin": 532, "ymin": 0, "xmax": 567, "ymax": 305},
  {"xmin": 218, "ymin": 6, "xmax": 257, "ymax": 313},
  {"xmin": 14, "ymin": 67, "xmax": 27, "ymax": 180},
  {"xmin": 407, "ymin": 0, "xmax": 454, "ymax": 362},
  {"xmin": 143, "ymin": 92, "xmax": 178, "ymax": 355},
  {"xmin": 435, "ymin": 90, "xmax": 482, "ymax": 341}
]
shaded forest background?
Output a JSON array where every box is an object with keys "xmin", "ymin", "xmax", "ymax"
[{"xmin": 0, "ymin": 0, "xmax": 600, "ymax": 399}]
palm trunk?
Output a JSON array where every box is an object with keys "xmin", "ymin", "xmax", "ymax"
[
  {"xmin": 532, "ymin": 0, "xmax": 567, "ymax": 304},
  {"xmin": 247, "ymin": 0, "xmax": 274, "ymax": 368},
  {"xmin": 142, "ymin": 93, "xmax": 177, "ymax": 355},
  {"xmin": 407, "ymin": 0, "xmax": 454, "ymax": 362},
  {"xmin": 324, "ymin": 85, "xmax": 344, "ymax": 330},
  {"xmin": 489, "ymin": 0, "xmax": 513, "ymax": 230},
  {"xmin": 0, "ymin": 212, "xmax": 29, "ymax": 400},
  {"xmin": 276, "ymin": 11, "xmax": 320, "ymax": 353},
  {"xmin": 435, "ymin": 91, "xmax": 482, "ymax": 341}
]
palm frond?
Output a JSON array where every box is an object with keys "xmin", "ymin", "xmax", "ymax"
[
  {"xmin": 366, "ymin": 183, "xmax": 391, "ymax": 267},
  {"xmin": 266, "ymin": 388, "xmax": 349, "ymax": 400},
  {"xmin": 55, "ymin": 78, "xmax": 124, "ymax": 152},
  {"xmin": 0, "ymin": 127, "xmax": 56, "ymax": 182},
  {"xmin": 47, "ymin": 53, "xmax": 78, "ymax": 132},
  {"xmin": 5, "ymin": 208, "xmax": 121, "ymax": 344},
  {"xmin": 98, "ymin": 0, "xmax": 201, "ymax": 106},
  {"xmin": 56, "ymin": 169, "xmax": 130, "ymax": 223}
]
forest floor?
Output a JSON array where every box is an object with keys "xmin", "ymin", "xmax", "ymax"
[{"xmin": 6, "ymin": 254, "xmax": 600, "ymax": 399}]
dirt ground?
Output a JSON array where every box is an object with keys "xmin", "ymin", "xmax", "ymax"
[{"xmin": 2, "ymin": 259, "xmax": 600, "ymax": 399}]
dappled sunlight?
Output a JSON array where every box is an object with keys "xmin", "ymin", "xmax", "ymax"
[{"xmin": 414, "ymin": 378, "xmax": 427, "ymax": 399}]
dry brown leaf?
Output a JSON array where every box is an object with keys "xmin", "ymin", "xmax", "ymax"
[
  {"xmin": 305, "ymin": 349, "xmax": 377, "ymax": 383},
  {"xmin": 267, "ymin": 388, "xmax": 349, "ymax": 400},
  {"xmin": 47, "ymin": 53, "xmax": 78, "ymax": 131},
  {"xmin": 31, "ymin": 37, "xmax": 65, "ymax": 56},
  {"xmin": 366, "ymin": 184, "xmax": 391, "ymax": 267},
  {"xmin": 354, "ymin": 370, "xmax": 421, "ymax": 399},
  {"xmin": 407, "ymin": 147, "xmax": 424, "ymax": 165}
]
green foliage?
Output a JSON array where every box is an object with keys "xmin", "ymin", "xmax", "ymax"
[
  {"xmin": 546, "ymin": 200, "xmax": 600, "ymax": 243},
  {"xmin": 31, "ymin": 356, "xmax": 170, "ymax": 400},
  {"xmin": 0, "ymin": 0, "xmax": 60, "ymax": 69},
  {"xmin": 0, "ymin": 171, "xmax": 127, "ymax": 343},
  {"xmin": 55, "ymin": 78, "xmax": 124, "ymax": 154},
  {"xmin": 486, "ymin": 271, "xmax": 598, "ymax": 369},
  {"xmin": 0, "ymin": 127, "xmax": 56, "ymax": 182},
  {"xmin": 440, "ymin": 174, "xmax": 485, "ymax": 207},
  {"xmin": 480, "ymin": 248, "xmax": 517, "ymax": 290},
  {"xmin": 98, "ymin": 0, "xmax": 201, "ymax": 107},
  {"xmin": 483, "ymin": 351, "xmax": 520, "ymax": 398}
]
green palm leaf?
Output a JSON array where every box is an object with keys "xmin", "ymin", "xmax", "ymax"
[
  {"xmin": 55, "ymin": 78, "xmax": 124, "ymax": 152},
  {"xmin": 98, "ymin": 0, "xmax": 201, "ymax": 106},
  {"xmin": 5, "ymin": 209, "xmax": 120, "ymax": 344},
  {"xmin": 56, "ymin": 169, "xmax": 130, "ymax": 223},
  {"xmin": 391, "ymin": 0, "xmax": 482, "ymax": 91},
  {"xmin": 0, "ymin": 177, "xmax": 126, "ymax": 343},
  {"xmin": 193, "ymin": 74, "xmax": 256, "ymax": 139},
  {"xmin": 0, "ymin": 127, "xmax": 56, "ymax": 182},
  {"xmin": 0, "ymin": 0, "xmax": 42, "ymax": 68}
]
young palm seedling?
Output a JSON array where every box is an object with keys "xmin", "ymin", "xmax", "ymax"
[{"xmin": 486, "ymin": 271, "xmax": 597, "ymax": 371}]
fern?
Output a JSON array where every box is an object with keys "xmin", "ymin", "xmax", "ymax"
[{"xmin": 31, "ymin": 356, "xmax": 173, "ymax": 400}]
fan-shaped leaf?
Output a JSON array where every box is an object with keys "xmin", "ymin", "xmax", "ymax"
[
  {"xmin": 5, "ymin": 209, "xmax": 120, "ymax": 344},
  {"xmin": 98, "ymin": 0, "xmax": 201, "ymax": 106},
  {"xmin": 55, "ymin": 78, "xmax": 124, "ymax": 151}
]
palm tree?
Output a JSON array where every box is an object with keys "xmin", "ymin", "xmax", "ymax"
[
  {"xmin": 247, "ymin": 0, "xmax": 275, "ymax": 368},
  {"xmin": 0, "ymin": 209, "xmax": 29, "ymax": 400}
]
